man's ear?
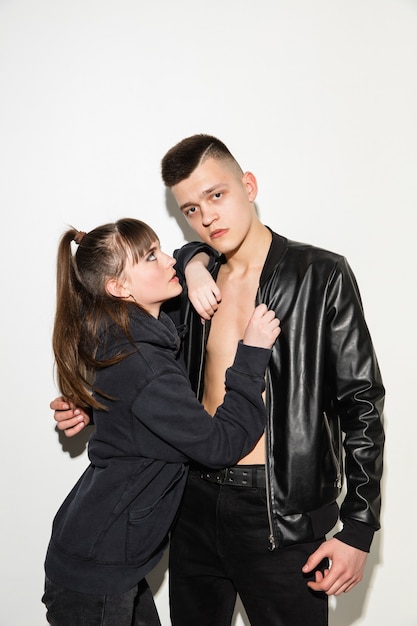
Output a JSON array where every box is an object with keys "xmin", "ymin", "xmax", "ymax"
[
  {"xmin": 242, "ymin": 171, "xmax": 258, "ymax": 202},
  {"xmin": 106, "ymin": 278, "xmax": 128, "ymax": 298}
]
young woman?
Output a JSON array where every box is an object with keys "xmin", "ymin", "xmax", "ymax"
[{"xmin": 42, "ymin": 218, "xmax": 280, "ymax": 625}]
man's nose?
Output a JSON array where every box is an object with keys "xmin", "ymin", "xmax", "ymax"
[{"xmin": 201, "ymin": 206, "xmax": 218, "ymax": 227}]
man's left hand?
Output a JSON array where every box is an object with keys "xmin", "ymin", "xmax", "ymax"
[{"xmin": 302, "ymin": 538, "xmax": 367, "ymax": 596}]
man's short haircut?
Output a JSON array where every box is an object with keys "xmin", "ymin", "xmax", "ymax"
[{"xmin": 161, "ymin": 134, "xmax": 242, "ymax": 188}]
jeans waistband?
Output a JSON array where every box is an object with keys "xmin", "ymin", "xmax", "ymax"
[{"xmin": 192, "ymin": 465, "xmax": 266, "ymax": 488}]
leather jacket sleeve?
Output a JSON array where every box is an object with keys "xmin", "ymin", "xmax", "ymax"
[{"xmin": 324, "ymin": 257, "xmax": 385, "ymax": 549}]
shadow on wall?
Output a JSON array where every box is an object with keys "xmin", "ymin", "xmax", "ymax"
[
  {"xmin": 56, "ymin": 425, "xmax": 93, "ymax": 458},
  {"xmin": 165, "ymin": 188, "xmax": 198, "ymax": 244}
]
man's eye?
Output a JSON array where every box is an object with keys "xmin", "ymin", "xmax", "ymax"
[
  {"xmin": 213, "ymin": 192, "xmax": 222, "ymax": 199},
  {"xmin": 185, "ymin": 206, "xmax": 197, "ymax": 217}
]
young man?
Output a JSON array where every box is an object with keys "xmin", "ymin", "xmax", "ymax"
[{"xmin": 52, "ymin": 135, "xmax": 384, "ymax": 626}]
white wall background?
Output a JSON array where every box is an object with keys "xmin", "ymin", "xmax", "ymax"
[{"xmin": 0, "ymin": 0, "xmax": 416, "ymax": 624}]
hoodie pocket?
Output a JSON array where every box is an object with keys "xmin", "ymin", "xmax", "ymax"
[{"xmin": 126, "ymin": 467, "xmax": 185, "ymax": 562}]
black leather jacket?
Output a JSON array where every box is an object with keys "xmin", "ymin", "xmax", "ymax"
[{"xmin": 172, "ymin": 230, "xmax": 385, "ymax": 552}]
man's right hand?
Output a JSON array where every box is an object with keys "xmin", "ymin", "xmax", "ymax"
[{"xmin": 51, "ymin": 396, "xmax": 91, "ymax": 437}]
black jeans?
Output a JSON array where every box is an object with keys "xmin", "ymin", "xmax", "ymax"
[
  {"xmin": 42, "ymin": 577, "xmax": 161, "ymax": 626},
  {"xmin": 169, "ymin": 468, "xmax": 328, "ymax": 626}
]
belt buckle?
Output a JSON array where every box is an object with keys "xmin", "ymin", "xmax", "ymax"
[
  {"xmin": 224, "ymin": 466, "xmax": 244, "ymax": 485},
  {"xmin": 217, "ymin": 468, "xmax": 228, "ymax": 483}
]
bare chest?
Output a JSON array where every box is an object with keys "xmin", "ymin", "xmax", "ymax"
[
  {"xmin": 203, "ymin": 269, "xmax": 266, "ymax": 464},
  {"xmin": 206, "ymin": 271, "xmax": 259, "ymax": 365}
]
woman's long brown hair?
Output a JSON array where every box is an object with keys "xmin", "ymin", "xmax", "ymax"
[{"xmin": 52, "ymin": 218, "xmax": 157, "ymax": 410}]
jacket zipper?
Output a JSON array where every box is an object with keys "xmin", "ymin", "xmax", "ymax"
[
  {"xmin": 265, "ymin": 458, "xmax": 276, "ymax": 550},
  {"xmin": 323, "ymin": 411, "xmax": 342, "ymax": 489},
  {"xmin": 264, "ymin": 340, "xmax": 277, "ymax": 551},
  {"xmin": 194, "ymin": 307, "xmax": 208, "ymax": 400},
  {"xmin": 254, "ymin": 287, "xmax": 277, "ymax": 551}
]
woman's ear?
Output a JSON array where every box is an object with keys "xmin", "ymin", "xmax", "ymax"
[{"xmin": 106, "ymin": 278, "xmax": 128, "ymax": 298}]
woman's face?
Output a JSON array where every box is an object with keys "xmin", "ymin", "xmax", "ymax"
[{"xmin": 121, "ymin": 241, "xmax": 182, "ymax": 317}]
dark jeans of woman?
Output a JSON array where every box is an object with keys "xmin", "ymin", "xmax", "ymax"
[{"xmin": 42, "ymin": 577, "xmax": 161, "ymax": 626}]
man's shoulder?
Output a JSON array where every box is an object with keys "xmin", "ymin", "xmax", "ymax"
[
  {"xmin": 286, "ymin": 238, "xmax": 344, "ymax": 262},
  {"xmin": 259, "ymin": 230, "xmax": 354, "ymax": 292},
  {"xmin": 267, "ymin": 228, "xmax": 345, "ymax": 266}
]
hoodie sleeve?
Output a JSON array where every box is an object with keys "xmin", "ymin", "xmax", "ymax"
[
  {"xmin": 173, "ymin": 241, "xmax": 219, "ymax": 284},
  {"xmin": 131, "ymin": 342, "xmax": 271, "ymax": 468}
]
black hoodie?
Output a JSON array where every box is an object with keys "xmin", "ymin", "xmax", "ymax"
[{"xmin": 45, "ymin": 308, "xmax": 271, "ymax": 594}]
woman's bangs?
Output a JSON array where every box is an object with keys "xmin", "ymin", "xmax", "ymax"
[{"xmin": 126, "ymin": 222, "xmax": 158, "ymax": 264}]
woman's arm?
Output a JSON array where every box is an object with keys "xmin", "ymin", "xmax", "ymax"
[
  {"xmin": 174, "ymin": 243, "xmax": 222, "ymax": 321},
  {"xmin": 184, "ymin": 253, "xmax": 222, "ymax": 321},
  {"xmin": 133, "ymin": 304, "xmax": 280, "ymax": 467}
]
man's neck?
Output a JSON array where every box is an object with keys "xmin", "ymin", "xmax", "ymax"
[{"xmin": 223, "ymin": 222, "xmax": 272, "ymax": 275}]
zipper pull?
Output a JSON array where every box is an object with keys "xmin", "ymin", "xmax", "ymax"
[{"xmin": 268, "ymin": 533, "xmax": 276, "ymax": 551}]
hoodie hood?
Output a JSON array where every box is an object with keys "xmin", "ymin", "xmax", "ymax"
[{"xmin": 98, "ymin": 307, "xmax": 181, "ymax": 360}]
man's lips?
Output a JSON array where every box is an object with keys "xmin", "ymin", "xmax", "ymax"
[{"xmin": 210, "ymin": 229, "xmax": 228, "ymax": 240}]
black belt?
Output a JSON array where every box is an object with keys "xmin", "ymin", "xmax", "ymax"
[{"xmin": 193, "ymin": 465, "xmax": 266, "ymax": 488}]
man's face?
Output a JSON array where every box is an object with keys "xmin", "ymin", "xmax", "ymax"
[{"xmin": 171, "ymin": 157, "xmax": 258, "ymax": 256}]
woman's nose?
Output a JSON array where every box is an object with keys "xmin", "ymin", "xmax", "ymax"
[{"xmin": 165, "ymin": 253, "xmax": 176, "ymax": 267}]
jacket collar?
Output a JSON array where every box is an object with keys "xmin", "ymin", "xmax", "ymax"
[
  {"xmin": 212, "ymin": 228, "xmax": 287, "ymax": 287},
  {"xmin": 259, "ymin": 228, "xmax": 287, "ymax": 287}
]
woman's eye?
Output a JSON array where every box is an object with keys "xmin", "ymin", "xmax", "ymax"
[
  {"xmin": 147, "ymin": 252, "xmax": 157, "ymax": 261},
  {"xmin": 213, "ymin": 192, "xmax": 222, "ymax": 199}
]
